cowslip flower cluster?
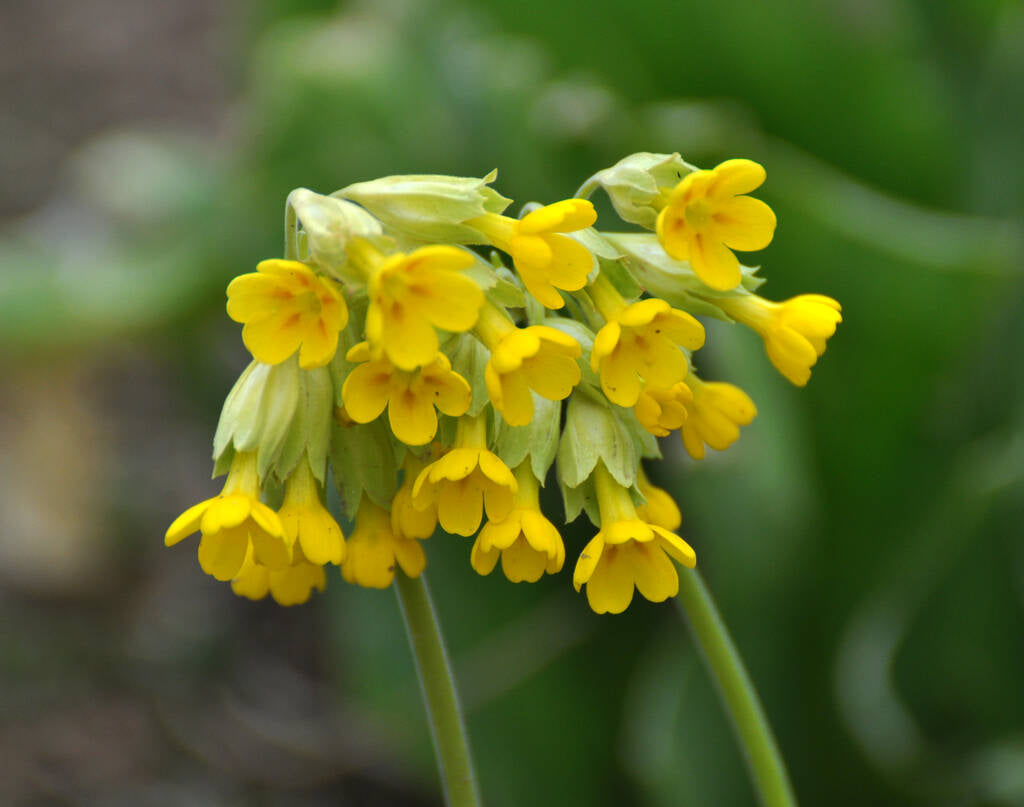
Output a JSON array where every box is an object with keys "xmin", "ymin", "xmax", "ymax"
[{"xmin": 166, "ymin": 153, "xmax": 841, "ymax": 613}]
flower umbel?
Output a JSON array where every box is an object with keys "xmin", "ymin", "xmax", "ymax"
[
  {"xmin": 573, "ymin": 463, "xmax": 696, "ymax": 614},
  {"xmin": 227, "ymin": 259, "xmax": 348, "ymax": 368},
  {"xmin": 467, "ymin": 199, "xmax": 596, "ymax": 309},
  {"xmin": 412, "ymin": 412, "xmax": 517, "ymax": 536},
  {"xmin": 718, "ymin": 293, "xmax": 842, "ymax": 387},
  {"xmin": 680, "ymin": 374, "xmax": 757, "ymax": 460},
  {"xmin": 349, "ymin": 240, "xmax": 483, "ymax": 370},
  {"xmin": 656, "ymin": 159, "xmax": 777, "ymax": 291},
  {"xmin": 164, "ymin": 451, "xmax": 291, "ymax": 581},
  {"xmin": 342, "ymin": 341, "xmax": 472, "ymax": 445},
  {"xmin": 471, "ymin": 463, "xmax": 565, "ymax": 582}
]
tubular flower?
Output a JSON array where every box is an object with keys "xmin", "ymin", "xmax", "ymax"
[
  {"xmin": 655, "ymin": 159, "xmax": 777, "ymax": 291},
  {"xmin": 636, "ymin": 467, "xmax": 682, "ymax": 532},
  {"xmin": 277, "ymin": 455, "xmax": 345, "ymax": 566},
  {"xmin": 412, "ymin": 413, "xmax": 517, "ymax": 536},
  {"xmin": 680, "ymin": 374, "xmax": 757, "ymax": 460},
  {"xmin": 589, "ymin": 282, "xmax": 705, "ymax": 407},
  {"xmin": 718, "ymin": 293, "xmax": 842, "ymax": 387},
  {"xmin": 476, "ymin": 304, "xmax": 581, "ymax": 426},
  {"xmin": 231, "ymin": 544, "xmax": 327, "ymax": 606},
  {"xmin": 342, "ymin": 342, "xmax": 472, "ymax": 445},
  {"xmin": 391, "ymin": 453, "xmax": 438, "ymax": 539},
  {"xmin": 164, "ymin": 451, "xmax": 291, "ymax": 582},
  {"xmin": 348, "ymin": 240, "xmax": 484, "ymax": 370},
  {"xmin": 342, "ymin": 496, "xmax": 426, "ymax": 589},
  {"xmin": 226, "ymin": 259, "xmax": 348, "ymax": 368},
  {"xmin": 634, "ymin": 381, "xmax": 693, "ymax": 437},
  {"xmin": 573, "ymin": 464, "xmax": 696, "ymax": 615},
  {"xmin": 470, "ymin": 463, "xmax": 565, "ymax": 583},
  {"xmin": 466, "ymin": 199, "xmax": 597, "ymax": 309}
]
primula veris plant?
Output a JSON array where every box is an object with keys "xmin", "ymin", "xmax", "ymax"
[{"xmin": 166, "ymin": 153, "xmax": 841, "ymax": 612}]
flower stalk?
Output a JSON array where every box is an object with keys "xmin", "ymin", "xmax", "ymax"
[
  {"xmin": 675, "ymin": 569, "xmax": 797, "ymax": 807},
  {"xmin": 395, "ymin": 570, "xmax": 481, "ymax": 807}
]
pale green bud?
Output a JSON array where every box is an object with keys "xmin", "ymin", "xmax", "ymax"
[
  {"xmin": 590, "ymin": 152, "xmax": 695, "ymax": 229},
  {"xmin": 288, "ymin": 188, "xmax": 382, "ymax": 281},
  {"xmin": 212, "ymin": 358, "xmax": 300, "ymax": 478},
  {"xmin": 603, "ymin": 232, "xmax": 765, "ymax": 321},
  {"xmin": 334, "ymin": 170, "xmax": 512, "ymax": 244},
  {"xmin": 494, "ymin": 394, "xmax": 560, "ymax": 483},
  {"xmin": 212, "ymin": 357, "xmax": 336, "ymax": 484}
]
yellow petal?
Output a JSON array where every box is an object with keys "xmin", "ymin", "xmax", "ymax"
[
  {"xmin": 522, "ymin": 352, "xmax": 580, "ymax": 402},
  {"xmin": 687, "ymin": 232, "xmax": 741, "ymax": 291},
  {"xmin": 470, "ymin": 537, "xmax": 501, "ymax": 576},
  {"xmin": 495, "ymin": 370, "xmax": 534, "ymax": 427},
  {"xmin": 653, "ymin": 527, "xmax": 697, "ymax": 568},
  {"xmin": 438, "ymin": 477, "xmax": 484, "ymax": 536},
  {"xmin": 585, "ymin": 546, "xmax": 635, "ymax": 614},
  {"xmin": 715, "ymin": 196, "xmax": 777, "ymax": 252},
  {"xmin": 198, "ymin": 526, "xmax": 249, "ymax": 582},
  {"xmin": 394, "ymin": 537, "xmax": 427, "ymax": 578},
  {"xmin": 342, "ymin": 362, "xmax": 393, "ymax": 423},
  {"xmin": 388, "ymin": 388, "xmax": 439, "ymax": 446},
  {"xmin": 541, "ymin": 234, "xmax": 593, "ymax": 292},
  {"xmin": 709, "ymin": 158, "xmax": 766, "ymax": 198},
  {"xmin": 518, "ymin": 198, "xmax": 596, "ymax": 234},
  {"xmin": 501, "ymin": 537, "xmax": 548, "ymax": 583},
  {"xmin": 297, "ymin": 317, "xmax": 340, "ymax": 369},
  {"xmin": 165, "ymin": 498, "xmax": 213, "ymax": 546},
  {"xmin": 250, "ymin": 522, "xmax": 292, "ymax": 570},
  {"xmin": 573, "ymin": 534, "xmax": 605, "ymax": 590},
  {"xmin": 630, "ymin": 542, "xmax": 679, "ymax": 602}
]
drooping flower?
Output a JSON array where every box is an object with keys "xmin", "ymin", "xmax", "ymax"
[
  {"xmin": 341, "ymin": 496, "xmax": 426, "ymax": 589},
  {"xmin": 391, "ymin": 453, "xmax": 438, "ymax": 539},
  {"xmin": 589, "ymin": 292, "xmax": 705, "ymax": 407},
  {"xmin": 635, "ymin": 467, "xmax": 682, "ymax": 531},
  {"xmin": 718, "ymin": 293, "xmax": 842, "ymax": 387},
  {"xmin": 164, "ymin": 451, "xmax": 291, "ymax": 582},
  {"xmin": 467, "ymin": 199, "xmax": 597, "ymax": 309},
  {"xmin": 655, "ymin": 159, "xmax": 777, "ymax": 291},
  {"xmin": 226, "ymin": 259, "xmax": 348, "ymax": 368},
  {"xmin": 573, "ymin": 463, "xmax": 696, "ymax": 614},
  {"xmin": 347, "ymin": 240, "xmax": 483, "ymax": 370},
  {"xmin": 231, "ymin": 544, "xmax": 327, "ymax": 606},
  {"xmin": 634, "ymin": 381, "xmax": 693, "ymax": 437},
  {"xmin": 277, "ymin": 454, "xmax": 345, "ymax": 566},
  {"xmin": 475, "ymin": 303, "xmax": 581, "ymax": 426},
  {"xmin": 412, "ymin": 413, "xmax": 517, "ymax": 536},
  {"xmin": 680, "ymin": 373, "xmax": 757, "ymax": 460},
  {"xmin": 470, "ymin": 463, "xmax": 564, "ymax": 582},
  {"xmin": 342, "ymin": 342, "xmax": 472, "ymax": 445}
]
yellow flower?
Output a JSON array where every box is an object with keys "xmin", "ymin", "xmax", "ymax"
[
  {"xmin": 633, "ymin": 381, "xmax": 693, "ymax": 437},
  {"xmin": 348, "ymin": 240, "xmax": 483, "ymax": 370},
  {"xmin": 655, "ymin": 159, "xmax": 777, "ymax": 291},
  {"xmin": 341, "ymin": 496, "xmax": 426, "ymax": 589},
  {"xmin": 391, "ymin": 454, "xmax": 438, "ymax": 539},
  {"xmin": 342, "ymin": 342, "xmax": 472, "ymax": 445},
  {"xmin": 412, "ymin": 413, "xmax": 517, "ymax": 536},
  {"xmin": 226, "ymin": 259, "xmax": 348, "ymax": 368},
  {"xmin": 573, "ymin": 463, "xmax": 696, "ymax": 614},
  {"xmin": 475, "ymin": 303, "xmax": 581, "ymax": 426},
  {"xmin": 680, "ymin": 374, "xmax": 757, "ymax": 460},
  {"xmin": 164, "ymin": 451, "xmax": 291, "ymax": 582},
  {"xmin": 470, "ymin": 464, "xmax": 565, "ymax": 582},
  {"xmin": 277, "ymin": 455, "xmax": 345, "ymax": 566},
  {"xmin": 231, "ymin": 544, "xmax": 327, "ymax": 606},
  {"xmin": 589, "ymin": 293, "xmax": 705, "ymax": 408},
  {"xmin": 719, "ymin": 293, "xmax": 842, "ymax": 387},
  {"xmin": 467, "ymin": 199, "xmax": 596, "ymax": 309},
  {"xmin": 635, "ymin": 467, "xmax": 682, "ymax": 531}
]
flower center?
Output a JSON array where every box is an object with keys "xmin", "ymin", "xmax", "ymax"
[{"xmin": 684, "ymin": 198, "xmax": 713, "ymax": 229}]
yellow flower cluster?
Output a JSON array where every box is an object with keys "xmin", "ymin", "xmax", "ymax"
[{"xmin": 166, "ymin": 154, "xmax": 841, "ymax": 612}]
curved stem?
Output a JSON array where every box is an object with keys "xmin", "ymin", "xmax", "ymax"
[
  {"xmin": 573, "ymin": 173, "xmax": 602, "ymax": 200},
  {"xmin": 394, "ymin": 570, "xmax": 481, "ymax": 807},
  {"xmin": 675, "ymin": 569, "xmax": 797, "ymax": 807}
]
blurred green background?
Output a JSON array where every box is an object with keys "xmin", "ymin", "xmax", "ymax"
[{"xmin": 1, "ymin": 0, "xmax": 1022, "ymax": 804}]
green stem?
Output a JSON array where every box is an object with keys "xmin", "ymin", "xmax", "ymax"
[
  {"xmin": 573, "ymin": 173, "xmax": 602, "ymax": 200},
  {"xmin": 675, "ymin": 569, "xmax": 797, "ymax": 807},
  {"xmin": 395, "ymin": 570, "xmax": 481, "ymax": 807},
  {"xmin": 284, "ymin": 199, "xmax": 300, "ymax": 260}
]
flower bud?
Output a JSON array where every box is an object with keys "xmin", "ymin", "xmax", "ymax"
[
  {"xmin": 335, "ymin": 171, "xmax": 512, "ymax": 244},
  {"xmin": 589, "ymin": 152, "xmax": 695, "ymax": 229},
  {"xmin": 288, "ymin": 188, "xmax": 382, "ymax": 280}
]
